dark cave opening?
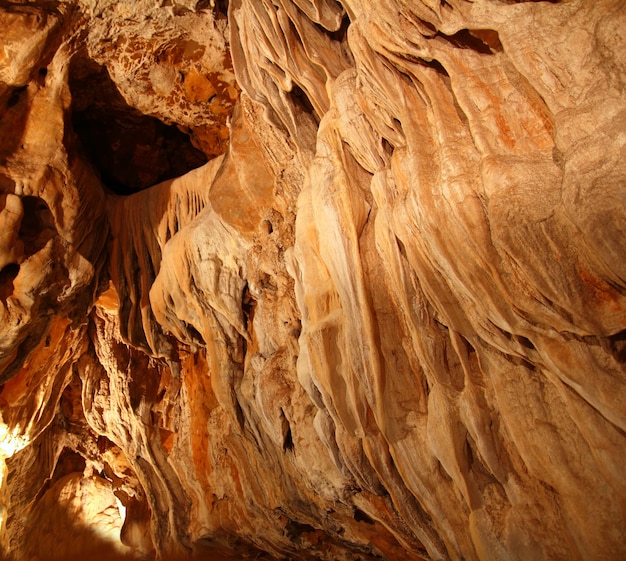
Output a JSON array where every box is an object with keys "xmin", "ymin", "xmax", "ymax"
[
  {"xmin": 68, "ymin": 55, "xmax": 208, "ymax": 195},
  {"xmin": 19, "ymin": 195, "xmax": 56, "ymax": 256},
  {"xmin": 0, "ymin": 263, "xmax": 19, "ymax": 302}
]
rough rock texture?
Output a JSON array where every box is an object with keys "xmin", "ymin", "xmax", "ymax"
[{"xmin": 0, "ymin": 0, "xmax": 625, "ymax": 560}]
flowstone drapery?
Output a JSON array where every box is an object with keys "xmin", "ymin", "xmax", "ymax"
[{"xmin": 0, "ymin": 1, "xmax": 624, "ymax": 560}]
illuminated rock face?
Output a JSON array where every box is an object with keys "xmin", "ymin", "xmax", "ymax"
[{"xmin": 0, "ymin": 1, "xmax": 625, "ymax": 560}]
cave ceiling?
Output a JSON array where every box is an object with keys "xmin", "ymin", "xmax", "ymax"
[{"xmin": 0, "ymin": 0, "xmax": 624, "ymax": 560}]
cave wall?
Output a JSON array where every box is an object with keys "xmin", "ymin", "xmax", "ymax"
[{"xmin": 0, "ymin": 1, "xmax": 624, "ymax": 560}]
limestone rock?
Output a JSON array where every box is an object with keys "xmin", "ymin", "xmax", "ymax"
[{"xmin": 0, "ymin": 1, "xmax": 624, "ymax": 560}]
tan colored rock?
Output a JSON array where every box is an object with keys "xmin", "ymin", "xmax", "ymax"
[{"xmin": 0, "ymin": 1, "xmax": 624, "ymax": 560}]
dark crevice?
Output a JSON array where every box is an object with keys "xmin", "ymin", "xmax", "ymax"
[
  {"xmin": 234, "ymin": 397, "xmax": 246, "ymax": 431},
  {"xmin": 423, "ymin": 375, "xmax": 431, "ymax": 396},
  {"xmin": 396, "ymin": 236, "xmax": 408, "ymax": 261},
  {"xmin": 281, "ymin": 409, "xmax": 294, "ymax": 453},
  {"xmin": 607, "ymin": 330, "xmax": 626, "ymax": 364},
  {"xmin": 465, "ymin": 435, "xmax": 474, "ymax": 466},
  {"xmin": 436, "ymin": 29, "xmax": 502, "ymax": 55},
  {"xmin": 68, "ymin": 54, "xmax": 207, "ymax": 195},
  {"xmin": 241, "ymin": 335, "xmax": 247, "ymax": 362},
  {"xmin": 466, "ymin": 433, "xmax": 499, "ymax": 489},
  {"xmin": 353, "ymin": 508, "xmax": 375, "ymax": 525},
  {"xmin": 285, "ymin": 519, "xmax": 316, "ymax": 539},
  {"xmin": 282, "ymin": 425, "xmax": 294, "ymax": 453},
  {"xmin": 418, "ymin": 58, "xmax": 449, "ymax": 77},
  {"xmin": 516, "ymin": 335, "xmax": 536, "ymax": 351},
  {"xmin": 156, "ymin": 388, "xmax": 167, "ymax": 403},
  {"xmin": 195, "ymin": 0, "xmax": 228, "ymax": 18},
  {"xmin": 381, "ymin": 137, "xmax": 394, "ymax": 157},
  {"xmin": 182, "ymin": 321, "xmax": 205, "ymax": 346},
  {"xmin": 7, "ymin": 85, "xmax": 27, "ymax": 109},
  {"xmin": 468, "ymin": 29, "xmax": 503, "ymax": 53},
  {"xmin": 414, "ymin": 16, "xmax": 437, "ymax": 35},
  {"xmin": 19, "ymin": 196, "xmax": 56, "ymax": 256},
  {"xmin": 0, "ymin": 263, "xmax": 20, "ymax": 302},
  {"xmin": 290, "ymin": 83, "xmax": 319, "ymax": 123},
  {"xmin": 519, "ymin": 357, "xmax": 537, "ymax": 372},
  {"xmin": 214, "ymin": 0, "xmax": 229, "ymax": 18},
  {"xmin": 97, "ymin": 435, "xmax": 115, "ymax": 454},
  {"xmin": 329, "ymin": 13, "xmax": 350, "ymax": 42},
  {"xmin": 241, "ymin": 283, "xmax": 256, "ymax": 331}
]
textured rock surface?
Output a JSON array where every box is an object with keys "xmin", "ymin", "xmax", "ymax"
[{"xmin": 0, "ymin": 0, "xmax": 625, "ymax": 560}]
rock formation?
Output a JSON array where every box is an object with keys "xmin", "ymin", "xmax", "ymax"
[{"xmin": 0, "ymin": 0, "xmax": 624, "ymax": 559}]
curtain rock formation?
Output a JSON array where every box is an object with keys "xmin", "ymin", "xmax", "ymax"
[{"xmin": 0, "ymin": 0, "xmax": 624, "ymax": 560}]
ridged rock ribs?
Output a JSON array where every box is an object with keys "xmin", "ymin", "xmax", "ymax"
[{"xmin": 0, "ymin": 1, "xmax": 624, "ymax": 560}]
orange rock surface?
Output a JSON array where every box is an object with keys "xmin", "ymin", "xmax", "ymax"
[{"xmin": 0, "ymin": 1, "xmax": 624, "ymax": 560}]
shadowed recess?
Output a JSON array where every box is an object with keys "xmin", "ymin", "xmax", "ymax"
[
  {"xmin": 68, "ymin": 55, "xmax": 208, "ymax": 195},
  {"xmin": 0, "ymin": 262, "xmax": 19, "ymax": 302}
]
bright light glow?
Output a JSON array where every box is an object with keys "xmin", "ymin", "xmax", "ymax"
[
  {"xmin": 115, "ymin": 495, "xmax": 127, "ymax": 526},
  {"xmin": 0, "ymin": 423, "xmax": 30, "ymax": 459},
  {"xmin": 70, "ymin": 476, "xmax": 130, "ymax": 554},
  {"xmin": 0, "ymin": 423, "xmax": 30, "ymax": 530}
]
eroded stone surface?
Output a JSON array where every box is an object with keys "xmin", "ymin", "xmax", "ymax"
[{"xmin": 0, "ymin": 1, "xmax": 624, "ymax": 560}]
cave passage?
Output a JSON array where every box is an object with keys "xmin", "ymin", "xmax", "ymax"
[{"xmin": 69, "ymin": 56, "xmax": 208, "ymax": 195}]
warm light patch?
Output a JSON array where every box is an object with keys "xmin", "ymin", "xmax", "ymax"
[
  {"xmin": 0, "ymin": 423, "xmax": 29, "ymax": 530},
  {"xmin": 20, "ymin": 473, "xmax": 131, "ymax": 558},
  {"xmin": 95, "ymin": 280, "xmax": 120, "ymax": 313},
  {"xmin": 0, "ymin": 423, "xmax": 29, "ymax": 459}
]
